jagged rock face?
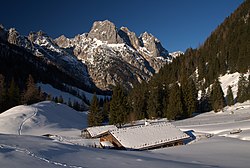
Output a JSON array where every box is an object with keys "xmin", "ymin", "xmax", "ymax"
[
  {"xmin": 88, "ymin": 20, "xmax": 123, "ymax": 44},
  {"xmin": 118, "ymin": 27, "xmax": 141, "ymax": 50},
  {"xmin": 2, "ymin": 26, "xmax": 92, "ymax": 88},
  {"xmin": 55, "ymin": 20, "xmax": 171, "ymax": 90}
]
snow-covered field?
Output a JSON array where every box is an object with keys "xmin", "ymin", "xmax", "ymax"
[{"xmin": 0, "ymin": 101, "xmax": 250, "ymax": 167}]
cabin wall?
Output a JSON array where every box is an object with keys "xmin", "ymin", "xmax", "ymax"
[{"xmin": 100, "ymin": 133, "xmax": 123, "ymax": 148}]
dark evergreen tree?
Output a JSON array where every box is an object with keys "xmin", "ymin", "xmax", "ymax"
[
  {"xmin": 198, "ymin": 85, "xmax": 212, "ymax": 113},
  {"xmin": 7, "ymin": 78, "xmax": 20, "ymax": 108},
  {"xmin": 0, "ymin": 74, "xmax": 7, "ymax": 112},
  {"xmin": 58, "ymin": 95, "xmax": 64, "ymax": 104},
  {"xmin": 166, "ymin": 83, "xmax": 183, "ymax": 120},
  {"xmin": 226, "ymin": 85, "xmax": 234, "ymax": 106},
  {"xmin": 109, "ymin": 85, "xmax": 128, "ymax": 127},
  {"xmin": 88, "ymin": 93, "xmax": 103, "ymax": 126},
  {"xmin": 73, "ymin": 101, "xmax": 80, "ymax": 111},
  {"xmin": 210, "ymin": 79, "xmax": 225, "ymax": 112},
  {"xmin": 248, "ymin": 75, "xmax": 250, "ymax": 100},
  {"xmin": 67, "ymin": 98, "xmax": 72, "ymax": 107},
  {"xmin": 181, "ymin": 78, "xmax": 198, "ymax": 118},
  {"xmin": 237, "ymin": 74, "xmax": 248, "ymax": 103},
  {"xmin": 21, "ymin": 75, "xmax": 43, "ymax": 105},
  {"xmin": 128, "ymin": 82, "xmax": 148, "ymax": 120},
  {"xmin": 147, "ymin": 82, "xmax": 164, "ymax": 119},
  {"xmin": 102, "ymin": 98, "xmax": 110, "ymax": 122}
]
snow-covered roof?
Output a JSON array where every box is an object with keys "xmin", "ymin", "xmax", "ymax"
[
  {"xmin": 110, "ymin": 122, "xmax": 189, "ymax": 150},
  {"xmin": 86, "ymin": 125, "xmax": 117, "ymax": 138}
]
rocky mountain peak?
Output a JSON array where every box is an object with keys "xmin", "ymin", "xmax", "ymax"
[
  {"xmin": 118, "ymin": 27, "xmax": 141, "ymax": 50},
  {"xmin": 7, "ymin": 28, "xmax": 19, "ymax": 45},
  {"xmin": 54, "ymin": 20, "xmax": 171, "ymax": 90},
  {"xmin": 87, "ymin": 20, "xmax": 123, "ymax": 44}
]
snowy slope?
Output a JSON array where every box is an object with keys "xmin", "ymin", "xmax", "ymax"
[
  {"xmin": 0, "ymin": 101, "xmax": 87, "ymax": 136},
  {"xmin": 1, "ymin": 101, "xmax": 250, "ymax": 167},
  {"xmin": 219, "ymin": 72, "xmax": 249, "ymax": 98},
  {"xmin": 38, "ymin": 82, "xmax": 109, "ymax": 103}
]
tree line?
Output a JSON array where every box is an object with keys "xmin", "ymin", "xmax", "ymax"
[
  {"xmin": 0, "ymin": 74, "xmax": 44, "ymax": 113},
  {"xmin": 88, "ymin": 73, "xmax": 250, "ymax": 127}
]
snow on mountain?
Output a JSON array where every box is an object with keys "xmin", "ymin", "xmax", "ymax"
[
  {"xmin": 219, "ymin": 72, "xmax": 249, "ymax": 98},
  {"xmin": 37, "ymin": 82, "xmax": 109, "ymax": 104},
  {"xmin": 55, "ymin": 20, "xmax": 171, "ymax": 90},
  {"xmin": 0, "ymin": 101, "xmax": 87, "ymax": 136},
  {"xmin": 198, "ymin": 71, "xmax": 249, "ymax": 100},
  {"xmin": 169, "ymin": 51, "xmax": 184, "ymax": 58}
]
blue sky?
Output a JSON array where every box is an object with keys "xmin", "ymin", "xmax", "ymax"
[{"xmin": 1, "ymin": 0, "xmax": 243, "ymax": 52}]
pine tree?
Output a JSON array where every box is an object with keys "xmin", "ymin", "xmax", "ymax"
[
  {"xmin": 248, "ymin": 75, "xmax": 250, "ymax": 100},
  {"xmin": 147, "ymin": 82, "xmax": 163, "ymax": 119},
  {"xmin": 210, "ymin": 79, "xmax": 225, "ymax": 112},
  {"xmin": 88, "ymin": 93, "xmax": 103, "ymax": 127},
  {"xmin": 21, "ymin": 75, "xmax": 43, "ymax": 105},
  {"xmin": 73, "ymin": 101, "xmax": 80, "ymax": 111},
  {"xmin": 181, "ymin": 78, "xmax": 198, "ymax": 118},
  {"xmin": 166, "ymin": 83, "xmax": 183, "ymax": 120},
  {"xmin": 67, "ymin": 98, "xmax": 72, "ymax": 107},
  {"xmin": 102, "ymin": 98, "xmax": 110, "ymax": 122},
  {"xmin": 226, "ymin": 85, "xmax": 234, "ymax": 106},
  {"xmin": 237, "ymin": 74, "xmax": 248, "ymax": 103},
  {"xmin": 7, "ymin": 78, "xmax": 20, "ymax": 108},
  {"xmin": 58, "ymin": 95, "xmax": 64, "ymax": 104},
  {"xmin": 0, "ymin": 74, "xmax": 7, "ymax": 112},
  {"xmin": 128, "ymin": 82, "xmax": 148, "ymax": 120},
  {"xmin": 198, "ymin": 85, "xmax": 212, "ymax": 113},
  {"xmin": 109, "ymin": 85, "xmax": 128, "ymax": 127}
]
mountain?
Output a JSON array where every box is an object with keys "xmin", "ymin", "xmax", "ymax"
[
  {"xmin": 124, "ymin": 0, "xmax": 250, "ymax": 122},
  {"xmin": 1, "ymin": 20, "xmax": 170, "ymax": 91},
  {"xmin": 55, "ymin": 20, "xmax": 171, "ymax": 90},
  {"xmin": 0, "ymin": 25, "xmax": 97, "ymax": 98}
]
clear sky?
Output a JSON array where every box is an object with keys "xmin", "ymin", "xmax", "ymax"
[{"xmin": 0, "ymin": 0, "xmax": 243, "ymax": 52}]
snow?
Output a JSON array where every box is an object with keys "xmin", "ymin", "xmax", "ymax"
[
  {"xmin": 37, "ymin": 83, "xmax": 84, "ymax": 105},
  {"xmin": 110, "ymin": 123, "xmax": 189, "ymax": 150},
  {"xmin": 1, "ymin": 101, "xmax": 250, "ymax": 167},
  {"xmin": 86, "ymin": 125, "xmax": 117, "ymax": 138},
  {"xmin": 0, "ymin": 101, "xmax": 87, "ymax": 136},
  {"xmin": 37, "ymin": 82, "xmax": 109, "ymax": 104},
  {"xmin": 219, "ymin": 72, "xmax": 241, "ymax": 98}
]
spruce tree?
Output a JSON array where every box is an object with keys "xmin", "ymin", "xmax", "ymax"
[
  {"xmin": 181, "ymin": 78, "xmax": 197, "ymax": 118},
  {"xmin": 67, "ymin": 98, "xmax": 72, "ymax": 107},
  {"xmin": 237, "ymin": 74, "xmax": 248, "ymax": 103},
  {"xmin": 109, "ymin": 85, "xmax": 128, "ymax": 127},
  {"xmin": 147, "ymin": 82, "xmax": 163, "ymax": 119},
  {"xmin": 102, "ymin": 98, "xmax": 110, "ymax": 122},
  {"xmin": 166, "ymin": 83, "xmax": 183, "ymax": 120},
  {"xmin": 7, "ymin": 78, "xmax": 20, "ymax": 108},
  {"xmin": 128, "ymin": 82, "xmax": 148, "ymax": 120},
  {"xmin": 226, "ymin": 85, "xmax": 234, "ymax": 106},
  {"xmin": 88, "ymin": 93, "xmax": 103, "ymax": 127},
  {"xmin": 21, "ymin": 75, "xmax": 43, "ymax": 105},
  {"xmin": 0, "ymin": 74, "xmax": 7, "ymax": 112},
  {"xmin": 58, "ymin": 95, "xmax": 64, "ymax": 104},
  {"xmin": 210, "ymin": 79, "xmax": 225, "ymax": 112}
]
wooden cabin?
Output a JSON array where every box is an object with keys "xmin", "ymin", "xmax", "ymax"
[{"xmin": 100, "ymin": 122, "xmax": 190, "ymax": 150}]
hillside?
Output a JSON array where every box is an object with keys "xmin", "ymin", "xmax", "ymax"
[
  {"xmin": 123, "ymin": 0, "xmax": 250, "ymax": 123},
  {"xmin": 0, "ymin": 101, "xmax": 250, "ymax": 167},
  {"xmin": 0, "ymin": 101, "xmax": 87, "ymax": 136}
]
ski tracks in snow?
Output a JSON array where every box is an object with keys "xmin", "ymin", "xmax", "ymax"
[
  {"xmin": 18, "ymin": 107, "xmax": 38, "ymax": 135},
  {"xmin": 0, "ymin": 144, "xmax": 84, "ymax": 168}
]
